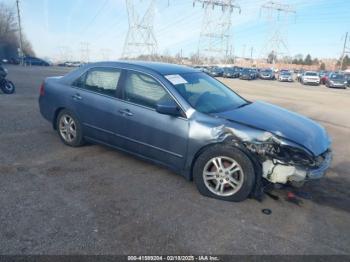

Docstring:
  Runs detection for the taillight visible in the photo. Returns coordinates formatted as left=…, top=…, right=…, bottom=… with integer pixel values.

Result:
left=39, top=82, right=45, bottom=96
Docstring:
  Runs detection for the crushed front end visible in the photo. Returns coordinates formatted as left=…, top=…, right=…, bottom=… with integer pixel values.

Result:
left=243, top=132, right=332, bottom=186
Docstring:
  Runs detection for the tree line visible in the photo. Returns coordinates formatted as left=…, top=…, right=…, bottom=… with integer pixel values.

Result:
left=0, top=3, right=35, bottom=60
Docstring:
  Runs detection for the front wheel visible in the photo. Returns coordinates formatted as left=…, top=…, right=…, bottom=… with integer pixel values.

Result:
left=193, top=145, right=255, bottom=202
left=1, top=80, right=15, bottom=94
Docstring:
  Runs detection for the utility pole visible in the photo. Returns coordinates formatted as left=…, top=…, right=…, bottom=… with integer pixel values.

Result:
left=100, top=48, right=111, bottom=61
left=250, top=46, right=254, bottom=61
left=340, top=32, right=349, bottom=70
left=80, top=42, right=90, bottom=63
left=194, top=0, right=241, bottom=64
left=16, top=0, right=24, bottom=65
left=242, top=44, right=246, bottom=58
left=260, top=1, right=296, bottom=66
left=122, top=0, right=157, bottom=59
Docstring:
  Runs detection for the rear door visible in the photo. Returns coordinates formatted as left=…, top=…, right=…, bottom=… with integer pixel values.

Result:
left=115, top=70, right=189, bottom=170
left=71, top=67, right=125, bottom=145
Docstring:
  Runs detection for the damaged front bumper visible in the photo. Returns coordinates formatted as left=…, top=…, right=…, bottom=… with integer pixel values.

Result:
left=262, top=150, right=332, bottom=185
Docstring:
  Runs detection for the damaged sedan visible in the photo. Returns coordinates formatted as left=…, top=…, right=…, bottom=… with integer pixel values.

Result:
left=39, top=61, right=332, bottom=202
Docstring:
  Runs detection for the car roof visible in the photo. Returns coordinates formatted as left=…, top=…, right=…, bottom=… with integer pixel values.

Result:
left=85, top=61, right=198, bottom=75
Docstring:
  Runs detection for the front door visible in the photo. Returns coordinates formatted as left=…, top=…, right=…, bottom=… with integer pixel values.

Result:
left=115, top=70, right=189, bottom=170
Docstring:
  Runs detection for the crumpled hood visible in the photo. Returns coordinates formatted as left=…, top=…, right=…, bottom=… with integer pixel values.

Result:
left=213, top=101, right=331, bottom=156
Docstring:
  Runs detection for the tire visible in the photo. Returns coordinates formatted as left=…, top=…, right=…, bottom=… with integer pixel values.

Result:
left=56, top=109, right=85, bottom=147
left=193, top=144, right=255, bottom=202
left=1, top=80, right=15, bottom=94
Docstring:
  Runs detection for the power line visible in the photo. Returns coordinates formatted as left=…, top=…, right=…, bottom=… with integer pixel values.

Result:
left=80, top=0, right=109, bottom=35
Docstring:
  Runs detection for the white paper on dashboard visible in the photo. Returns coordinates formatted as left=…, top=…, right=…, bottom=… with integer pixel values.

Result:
left=164, top=74, right=188, bottom=85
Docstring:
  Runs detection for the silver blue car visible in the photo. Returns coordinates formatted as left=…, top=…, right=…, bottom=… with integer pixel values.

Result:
left=39, top=61, right=332, bottom=202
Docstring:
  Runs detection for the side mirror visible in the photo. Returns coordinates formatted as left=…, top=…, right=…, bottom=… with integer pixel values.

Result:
left=156, top=99, right=181, bottom=117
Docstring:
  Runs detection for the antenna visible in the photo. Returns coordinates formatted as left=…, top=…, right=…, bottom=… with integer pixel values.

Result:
left=193, top=0, right=241, bottom=63
left=260, top=1, right=296, bottom=65
left=122, top=0, right=158, bottom=59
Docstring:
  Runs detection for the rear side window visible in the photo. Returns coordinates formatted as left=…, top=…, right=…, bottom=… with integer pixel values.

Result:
left=73, top=68, right=121, bottom=97
left=123, top=71, right=171, bottom=108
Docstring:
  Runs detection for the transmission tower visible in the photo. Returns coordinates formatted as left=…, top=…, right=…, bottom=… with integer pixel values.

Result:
left=193, top=0, right=241, bottom=62
left=122, top=0, right=157, bottom=59
left=260, top=1, right=296, bottom=64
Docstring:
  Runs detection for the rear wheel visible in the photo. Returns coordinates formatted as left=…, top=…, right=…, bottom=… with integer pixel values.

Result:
left=193, top=145, right=255, bottom=202
left=56, top=110, right=84, bottom=147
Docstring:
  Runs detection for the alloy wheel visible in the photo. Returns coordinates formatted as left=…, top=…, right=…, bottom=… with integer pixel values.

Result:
left=59, top=114, right=77, bottom=143
left=202, top=156, right=244, bottom=197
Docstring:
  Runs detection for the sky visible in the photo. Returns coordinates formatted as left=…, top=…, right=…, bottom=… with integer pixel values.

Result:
left=2, top=0, right=350, bottom=61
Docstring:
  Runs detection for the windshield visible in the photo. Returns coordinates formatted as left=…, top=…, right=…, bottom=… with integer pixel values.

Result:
left=305, top=72, right=318, bottom=76
left=171, top=72, right=247, bottom=114
left=261, top=70, right=272, bottom=73
left=242, top=68, right=252, bottom=73
left=330, top=74, right=345, bottom=80
left=281, top=72, right=291, bottom=76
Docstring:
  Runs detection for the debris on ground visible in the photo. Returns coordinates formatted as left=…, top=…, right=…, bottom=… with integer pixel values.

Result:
left=262, top=209, right=272, bottom=215
left=286, top=191, right=303, bottom=206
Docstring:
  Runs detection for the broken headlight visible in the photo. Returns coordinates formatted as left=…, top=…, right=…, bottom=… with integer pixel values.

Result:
left=245, top=132, right=315, bottom=167
left=276, top=145, right=315, bottom=167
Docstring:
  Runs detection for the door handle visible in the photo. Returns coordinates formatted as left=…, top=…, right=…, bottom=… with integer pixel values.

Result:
left=118, top=109, right=133, bottom=116
left=72, top=93, right=82, bottom=100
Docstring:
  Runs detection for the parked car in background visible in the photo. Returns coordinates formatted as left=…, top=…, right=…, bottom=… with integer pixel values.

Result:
left=325, top=73, right=347, bottom=89
left=24, top=57, right=50, bottom=66
left=240, top=68, right=256, bottom=80
left=251, top=68, right=259, bottom=79
left=320, top=71, right=330, bottom=85
left=58, top=61, right=83, bottom=67
left=279, top=69, right=289, bottom=74
left=301, top=71, right=320, bottom=85
left=278, top=71, right=293, bottom=82
left=38, top=61, right=332, bottom=202
left=208, top=67, right=224, bottom=77
left=223, top=67, right=240, bottom=78
left=259, top=69, right=275, bottom=80
left=202, top=66, right=211, bottom=74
